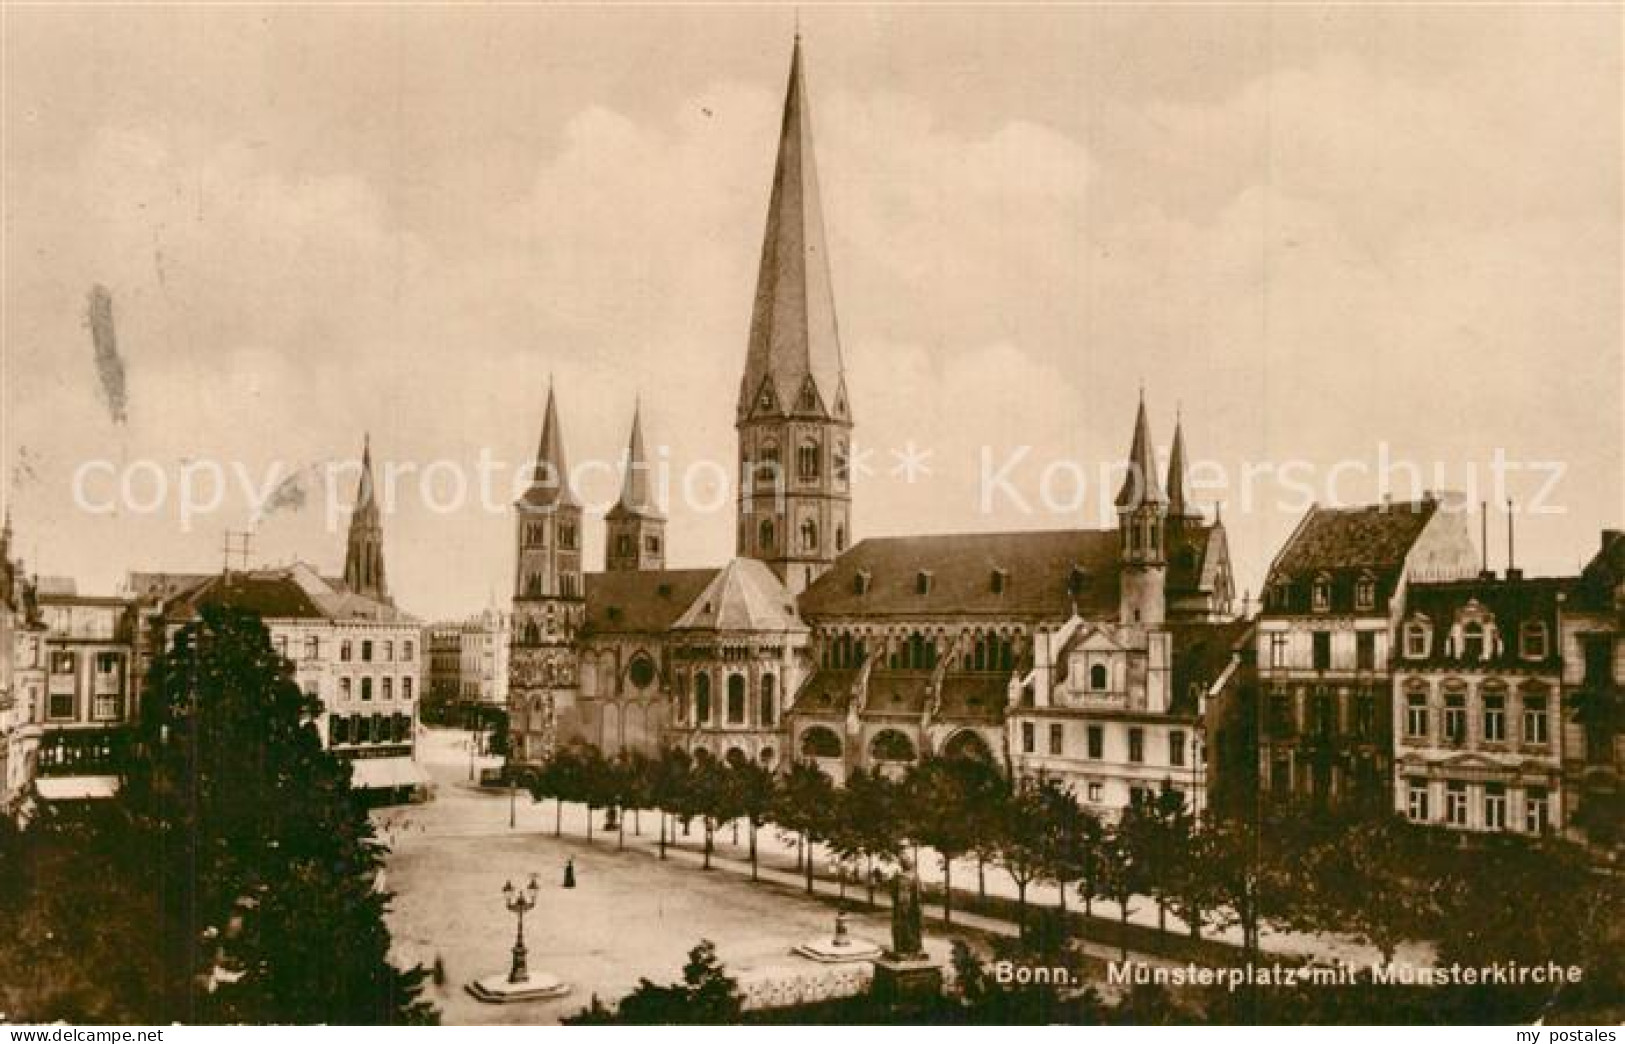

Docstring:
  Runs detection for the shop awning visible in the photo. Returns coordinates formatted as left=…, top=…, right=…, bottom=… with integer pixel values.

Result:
left=349, top=758, right=431, bottom=791
left=35, top=775, right=119, bottom=800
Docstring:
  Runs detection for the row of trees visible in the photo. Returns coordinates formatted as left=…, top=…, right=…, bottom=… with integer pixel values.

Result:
left=519, top=739, right=1624, bottom=1003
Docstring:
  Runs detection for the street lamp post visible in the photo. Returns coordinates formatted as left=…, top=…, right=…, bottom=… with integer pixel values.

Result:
left=501, top=875, right=540, bottom=984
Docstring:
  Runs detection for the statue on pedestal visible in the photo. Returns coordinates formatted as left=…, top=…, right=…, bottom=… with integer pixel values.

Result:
left=888, top=855, right=926, bottom=961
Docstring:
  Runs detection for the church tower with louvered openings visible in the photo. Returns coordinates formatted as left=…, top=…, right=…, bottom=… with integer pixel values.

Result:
left=508, top=383, right=585, bottom=765
left=736, top=36, right=853, bottom=596
left=343, top=434, right=390, bottom=604
left=1115, top=395, right=1168, bottom=626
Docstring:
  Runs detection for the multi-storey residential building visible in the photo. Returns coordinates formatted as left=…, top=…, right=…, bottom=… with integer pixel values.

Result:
left=1559, top=529, right=1624, bottom=855
left=33, top=585, right=139, bottom=800
left=425, top=623, right=463, bottom=722
left=1393, top=573, right=1569, bottom=834
left=160, top=563, right=427, bottom=798
left=1255, top=496, right=1478, bottom=809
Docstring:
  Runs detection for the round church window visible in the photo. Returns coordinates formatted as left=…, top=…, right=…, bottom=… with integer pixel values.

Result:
left=627, top=654, right=656, bottom=689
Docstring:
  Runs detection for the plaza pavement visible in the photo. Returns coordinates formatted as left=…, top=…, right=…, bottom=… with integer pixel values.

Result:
left=378, top=728, right=1429, bottom=1023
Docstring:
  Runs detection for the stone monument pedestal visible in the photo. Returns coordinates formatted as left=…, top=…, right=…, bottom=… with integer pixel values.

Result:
left=793, top=910, right=884, bottom=963
left=466, top=971, right=570, bottom=1004
left=871, top=956, right=943, bottom=1006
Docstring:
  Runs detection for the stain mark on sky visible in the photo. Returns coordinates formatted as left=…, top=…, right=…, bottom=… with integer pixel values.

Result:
left=254, top=466, right=311, bottom=524
left=86, top=284, right=128, bottom=424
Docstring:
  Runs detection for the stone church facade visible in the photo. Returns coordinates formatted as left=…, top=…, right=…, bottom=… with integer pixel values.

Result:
left=506, top=39, right=1243, bottom=814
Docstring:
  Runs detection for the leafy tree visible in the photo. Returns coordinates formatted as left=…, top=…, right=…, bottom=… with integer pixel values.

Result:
left=650, top=746, right=694, bottom=860
left=116, top=605, right=435, bottom=1023
left=774, top=760, right=836, bottom=893
left=723, top=752, right=776, bottom=881
left=565, top=939, right=742, bottom=1025
left=903, top=756, right=1000, bottom=925
left=1095, top=826, right=1145, bottom=959
left=685, top=751, right=738, bottom=870
left=833, top=767, right=905, bottom=906
left=993, top=776, right=1051, bottom=929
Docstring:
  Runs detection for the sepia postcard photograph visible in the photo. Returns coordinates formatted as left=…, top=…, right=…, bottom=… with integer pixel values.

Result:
left=0, top=1, right=1621, bottom=1033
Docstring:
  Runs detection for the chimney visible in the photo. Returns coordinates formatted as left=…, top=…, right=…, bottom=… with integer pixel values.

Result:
left=1506, top=499, right=1521, bottom=581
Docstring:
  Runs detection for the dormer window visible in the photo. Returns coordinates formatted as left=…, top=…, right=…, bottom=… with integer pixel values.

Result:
left=991, top=568, right=1009, bottom=594
left=1461, top=621, right=1487, bottom=662
left=916, top=571, right=934, bottom=596
left=1519, top=621, right=1549, bottom=660
left=1068, top=565, right=1087, bottom=598
left=1355, top=573, right=1376, bottom=611
left=853, top=569, right=872, bottom=595
left=1404, top=620, right=1430, bottom=659
left=1089, top=663, right=1109, bottom=691
left=1312, top=574, right=1332, bottom=612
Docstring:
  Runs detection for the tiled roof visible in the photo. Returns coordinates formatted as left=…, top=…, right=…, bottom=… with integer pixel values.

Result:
left=800, top=529, right=1122, bottom=620
left=791, top=667, right=858, bottom=715
left=1574, top=529, right=1625, bottom=611
left=1169, top=619, right=1253, bottom=715
left=673, top=558, right=806, bottom=633
left=583, top=568, right=718, bottom=636
left=1400, top=576, right=1571, bottom=669
left=1264, top=500, right=1441, bottom=614
left=937, top=674, right=1009, bottom=719
left=164, top=563, right=415, bottom=624
left=1167, top=522, right=1222, bottom=594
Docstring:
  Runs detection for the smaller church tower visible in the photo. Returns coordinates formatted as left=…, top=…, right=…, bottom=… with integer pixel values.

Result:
left=606, top=403, right=666, bottom=572
left=1115, top=396, right=1167, bottom=626
left=1166, top=413, right=1201, bottom=531
left=343, top=435, right=390, bottom=604
left=508, top=383, right=585, bottom=765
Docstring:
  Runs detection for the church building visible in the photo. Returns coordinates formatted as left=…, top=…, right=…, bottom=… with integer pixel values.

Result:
left=504, top=39, right=1241, bottom=814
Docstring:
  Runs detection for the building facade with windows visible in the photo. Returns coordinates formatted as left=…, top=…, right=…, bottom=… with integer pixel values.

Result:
left=33, top=588, right=140, bottom=801
left=1392, top=574, right=1568, bottom=834
left=1559, top=529, right=1624, bottom=855
left=1254, top=496, right=1479, bottom=809
left=160, top=563, right=428, bottom=797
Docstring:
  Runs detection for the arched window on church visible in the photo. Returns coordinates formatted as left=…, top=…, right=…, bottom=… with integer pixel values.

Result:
left=760, top=674, right=777, bottom=726
left=834, top=440, right=849, bottom=485
left=727, top=675, right=746, bottom=724
left=759, top=519, right=775, bottom=551
left=756, top=441, right=781, bottom=485
left=616, top=533, right=632, bottom=557
left=798, top=438, right=821, bottom=481
left=695, top=672, right=712, bottom=724
left=836, top=525, right=847, bottom=552
left=525, top=572, right=543, bottom=598
left=523, top=621, right=540, bottom=645
left=801, top=519, right=819, bottom=552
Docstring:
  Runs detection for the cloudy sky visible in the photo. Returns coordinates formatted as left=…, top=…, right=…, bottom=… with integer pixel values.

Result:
left=3, top=4, right=1620, bottom=619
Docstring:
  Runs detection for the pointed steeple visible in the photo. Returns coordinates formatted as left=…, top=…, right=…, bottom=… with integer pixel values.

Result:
left=1115, top=394, right=1167, bottom=509
left=737, top=36, right=846, bottom=423
left=1167, top=413, right=1197, bottom=520
left=608, top=400, right=663, bottom=521
left=521, top=382, right=580, bottom=510
left=343, top=434, right=389, bottom=603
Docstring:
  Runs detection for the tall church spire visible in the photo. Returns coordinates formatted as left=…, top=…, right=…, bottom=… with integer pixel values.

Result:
left=343, top=434, right=389, bottom=603
left=736, top=37, right=854, bottom=594
left=521, top=382, right=579, bottom=509
left=610, top=400, right=661, bottom=521
left=1115, top=393, right=1167, bottom=509
left=737, top=35, right=848, bottom=424
left=1167, top=413, right=1197, bottom=521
